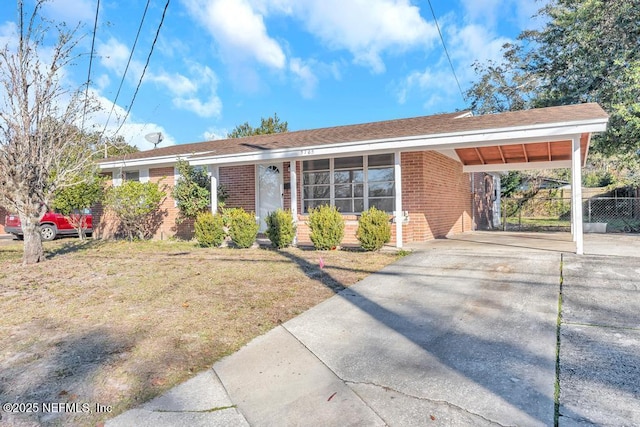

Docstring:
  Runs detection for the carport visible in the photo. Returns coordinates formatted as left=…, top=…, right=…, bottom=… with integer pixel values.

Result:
left=451, top=106, right=609, bottom=255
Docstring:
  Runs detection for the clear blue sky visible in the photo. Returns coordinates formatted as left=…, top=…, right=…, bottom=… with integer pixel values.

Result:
left=1, top=0, right=545, bottom=149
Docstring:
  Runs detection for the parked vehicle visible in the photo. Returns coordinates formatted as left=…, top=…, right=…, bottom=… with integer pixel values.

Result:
left=4, top=210, right=93, bottom=241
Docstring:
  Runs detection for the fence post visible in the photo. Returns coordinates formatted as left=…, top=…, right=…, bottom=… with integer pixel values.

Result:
left=588, top=199, right=592, bottom=223
left=518, top=205, right=522, bottom=230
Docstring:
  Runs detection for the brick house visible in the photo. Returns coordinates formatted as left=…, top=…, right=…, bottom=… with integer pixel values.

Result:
left=97, top=103, right=608, bottom=252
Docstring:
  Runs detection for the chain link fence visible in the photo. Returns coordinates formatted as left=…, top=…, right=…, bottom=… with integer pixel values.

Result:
left=498, top=197, right=640, bottom=233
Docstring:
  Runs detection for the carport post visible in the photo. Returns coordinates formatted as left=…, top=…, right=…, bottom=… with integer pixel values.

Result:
left=394, top=150, right=403, bottom=248
left=571, top=136, right=584, bottom=255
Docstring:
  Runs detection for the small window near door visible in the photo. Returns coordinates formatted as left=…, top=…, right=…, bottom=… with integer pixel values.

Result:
left=123, top=171, right=140, bottom=182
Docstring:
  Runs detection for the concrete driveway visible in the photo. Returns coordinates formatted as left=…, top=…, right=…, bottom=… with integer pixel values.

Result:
left=107, top=232, right=640, bottom=426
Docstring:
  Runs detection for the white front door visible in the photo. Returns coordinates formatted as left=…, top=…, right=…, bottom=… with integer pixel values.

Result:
left=257, top=163, right=283, bottom=232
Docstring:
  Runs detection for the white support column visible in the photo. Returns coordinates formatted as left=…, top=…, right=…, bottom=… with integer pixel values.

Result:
left=572, top=136, right=584, bottom=255
left=210, top=166, right=219, bottom=215
left=290, top=160, right=298, bottom=245
left=394, top=151, right=403, bottom=248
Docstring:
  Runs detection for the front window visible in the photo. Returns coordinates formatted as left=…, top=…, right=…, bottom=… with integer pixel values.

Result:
left=302, top=154, right=395, bottom=213
left=123, top=171, right=140, bottom=182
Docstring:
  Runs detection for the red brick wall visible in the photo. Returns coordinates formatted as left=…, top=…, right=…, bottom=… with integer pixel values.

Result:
left=220, top=165, right=256, bottom=213
left=401, top=151, right=472, bottom=242
left=97, top=152, right=475, bottom=245
left=295, top=151, right=473, bottom=246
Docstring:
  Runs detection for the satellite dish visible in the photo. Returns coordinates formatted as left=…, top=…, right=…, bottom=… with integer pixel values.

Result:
left=145, top=132, right=163, bottom=149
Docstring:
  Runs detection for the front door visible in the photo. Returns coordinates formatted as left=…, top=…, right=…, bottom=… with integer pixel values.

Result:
left=257, top=163, right=283, bottom=232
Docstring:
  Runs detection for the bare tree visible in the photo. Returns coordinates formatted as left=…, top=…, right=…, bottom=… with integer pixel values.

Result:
left=0, top=1, right=99, bottom=264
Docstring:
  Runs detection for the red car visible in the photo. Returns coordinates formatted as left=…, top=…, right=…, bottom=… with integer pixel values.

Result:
left=4, top=210, right=93, bottom=241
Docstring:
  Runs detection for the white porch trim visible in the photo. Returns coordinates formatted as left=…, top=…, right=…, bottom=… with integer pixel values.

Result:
left=394, top=151, right=403, bottom=248
left=210, top=166, right=219, bottom=215
left=463, top=160, right=572, bottom=173
left=290, top=160, right=298, bottom=245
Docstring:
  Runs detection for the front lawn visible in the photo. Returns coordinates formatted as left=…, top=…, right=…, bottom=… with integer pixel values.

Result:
left=0, top=239, right=401, bottom=426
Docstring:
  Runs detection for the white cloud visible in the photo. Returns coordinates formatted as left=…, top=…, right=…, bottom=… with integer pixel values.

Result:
left=270, top=0, right=439, bottom=73
left=289, top=58, right=319, bottom=99
left=98, top=37, right=222, bottom=118
left=97, top=37, right=133, bottom=77
left=92, top=93, right=177, bottom=150
left=395, top=67, right=456, bottom=107
left=183, top=0, right=438, bottom=77
left=94, top=74, right=111, bottom=92
left=148, top=71, right=198, bottom=97
left=42, top=0, right=96, bottom=24
left=394, top=16, right=513, bottom=110
left=0, top=21, right=17, bottom=49
left=460, top=0, right=546, bottom=31
left=167, top=63, right=222, bottom=118
left=183, top=0, right=286, bottom=69
left=449, top=24, right=511, bottom=71
left=203, top=127, right=229, bottom=141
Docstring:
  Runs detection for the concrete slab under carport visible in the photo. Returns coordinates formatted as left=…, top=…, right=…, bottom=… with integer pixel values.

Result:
left=434, top=230, right=640, bottom=258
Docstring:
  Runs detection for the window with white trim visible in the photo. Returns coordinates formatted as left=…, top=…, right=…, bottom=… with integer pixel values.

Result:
left=302, top=154, right=395, bottom=213
left=123, top=171, right=140, bottom=182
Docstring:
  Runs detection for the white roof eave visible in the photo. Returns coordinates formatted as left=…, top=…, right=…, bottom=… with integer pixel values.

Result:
left=100, top=117, right=608, bottom=170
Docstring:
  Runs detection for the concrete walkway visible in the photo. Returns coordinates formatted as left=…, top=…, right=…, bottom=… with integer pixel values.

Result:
left=106, top=232, right=640, bottom=426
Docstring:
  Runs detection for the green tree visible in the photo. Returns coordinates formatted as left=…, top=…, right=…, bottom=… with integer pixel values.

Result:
left=0, top=1, right=100, bottom=264
left=467, top=0, right=640, bottom=156
left=52, top=175, right=104, bottom=240
left=466, top=44, right=539, bottom=115
left=172, top=159, right=228, bottom=221
left=227, top=113, right=288, bottom=138
left=500, top=171, right=524, bottom=198
left=105, top=181, right=166, bottom=240
left=172, top=159, right=211, bottom=222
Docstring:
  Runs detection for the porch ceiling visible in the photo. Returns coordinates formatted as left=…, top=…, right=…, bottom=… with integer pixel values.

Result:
left=455, top=133, right=589, bottom=169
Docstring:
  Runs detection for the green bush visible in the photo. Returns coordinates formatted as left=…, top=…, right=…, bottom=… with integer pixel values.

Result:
left=265, top=209, right=296, bottom=249
left=356, top=206, right=391, bottom=251
left=194, top=212, right=225, bottom=247
left=308, top=205, right=344, bottom=250
left=225, top=208, right=259, bottom=248
left=104, top=180, right=166, bottom=240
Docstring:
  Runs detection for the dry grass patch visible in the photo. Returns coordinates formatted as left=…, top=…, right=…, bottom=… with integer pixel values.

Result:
left=0, top=239, right=402, bottom=426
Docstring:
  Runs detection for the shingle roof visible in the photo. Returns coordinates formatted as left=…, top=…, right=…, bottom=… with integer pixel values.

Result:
left=100, top=103, right=608, bottom=163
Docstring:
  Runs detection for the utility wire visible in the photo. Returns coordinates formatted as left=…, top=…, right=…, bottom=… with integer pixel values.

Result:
left=82, top=0, right=100, bottom=129
left=113, top=0, right=171, bottom=137
left=426, top=0, right=466, bottom=103
left=102, top=0, right=151, bottom=135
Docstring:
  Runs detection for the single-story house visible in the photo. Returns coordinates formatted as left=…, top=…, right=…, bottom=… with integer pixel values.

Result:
left=97, top=103, right=609, bottom=254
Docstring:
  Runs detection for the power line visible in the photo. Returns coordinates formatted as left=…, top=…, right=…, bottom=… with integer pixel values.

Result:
left=82, top=0, right=100, bottom=129
left=102, top=0, right=151, bottom=134
left=113, top=0, right=171, bottom=137
left=426, top=0, right=466, bottom=103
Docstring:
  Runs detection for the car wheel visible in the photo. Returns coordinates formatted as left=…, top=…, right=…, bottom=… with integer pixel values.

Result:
left=40, top=225, right=57, bottom=241
left=15, top=234, right=24, bottom=241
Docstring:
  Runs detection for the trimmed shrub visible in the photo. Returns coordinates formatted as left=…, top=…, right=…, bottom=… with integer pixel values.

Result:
left=356, top=206, right=391, bottom=251
left=225, top=208, right=259, bottom=248
left=194, top=212, right=225, bottom=247
left=265, top=209, right=296, bottom=249
left=308, top=205, right=344, bottom=250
